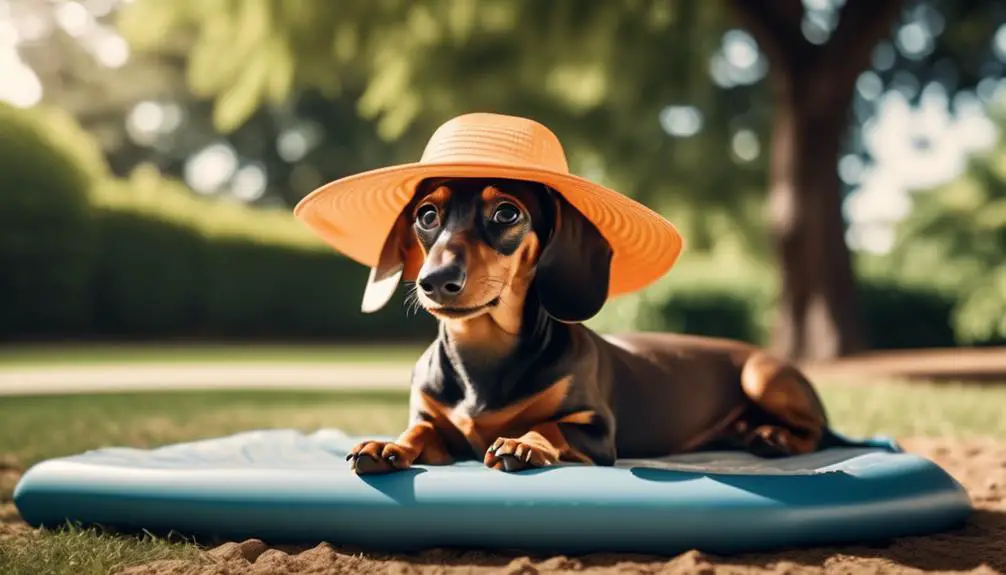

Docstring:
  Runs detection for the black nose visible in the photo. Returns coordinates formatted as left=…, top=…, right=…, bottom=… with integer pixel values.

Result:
left=417, top=264, right=467, bottom=303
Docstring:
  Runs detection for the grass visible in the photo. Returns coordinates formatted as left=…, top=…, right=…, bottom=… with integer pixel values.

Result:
left=0, top=389, right=409, bottom=575
left=1, top=380, right=1005, bottom=574
left=0, top=527, right=204, bottom=575
left=817, top=378, right=1006, bottom=439
left=0, top=389, right=409, bottom=469
left=0, top=343, right=425, bottom=368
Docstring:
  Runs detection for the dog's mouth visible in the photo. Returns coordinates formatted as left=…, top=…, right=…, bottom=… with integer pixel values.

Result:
left=424, top=297, right=501, bottom=319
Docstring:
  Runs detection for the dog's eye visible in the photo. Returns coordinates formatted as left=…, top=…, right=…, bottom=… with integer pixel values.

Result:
left=491, top=203, right=521, bottom=225
left=416, top=205, right=440, bottom=230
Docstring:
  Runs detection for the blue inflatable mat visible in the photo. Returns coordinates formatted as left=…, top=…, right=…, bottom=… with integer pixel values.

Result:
left=14, top=429, right=971, bottom=555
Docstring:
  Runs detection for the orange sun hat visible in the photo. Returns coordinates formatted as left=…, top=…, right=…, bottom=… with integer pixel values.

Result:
left=293, top=112, right=684, bottom=298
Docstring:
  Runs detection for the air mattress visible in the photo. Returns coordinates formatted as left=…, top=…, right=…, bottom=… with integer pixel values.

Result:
left=13, top=429, right=972, bottom=555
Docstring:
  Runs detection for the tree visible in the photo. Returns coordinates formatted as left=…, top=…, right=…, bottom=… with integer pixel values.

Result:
left=112, top=0, right=1004, bottom=359
left=115, top=1, right=771, bottom=222
left=725, top=0, right=904, bottom=360
left=8, top=0, right=401, bottom=208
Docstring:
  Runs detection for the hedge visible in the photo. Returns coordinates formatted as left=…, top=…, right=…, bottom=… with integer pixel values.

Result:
left=588, top=252, right=967, bottom=350
left=0, top=105, right=436, bottom=342
left=0, top=104, right=102, bottom=336
left=88, top=206, right=437, bottom=340
left=0, top=103, right=987, bottom=348
left=83, top=170, right=438, bottom=342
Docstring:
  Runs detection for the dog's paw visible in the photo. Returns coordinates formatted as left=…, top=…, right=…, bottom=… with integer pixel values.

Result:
left=744, top=425, right=813, bottom=457
left=346, top=440, right=413, bottom=474
left=484, top=437, right=557, bottom=472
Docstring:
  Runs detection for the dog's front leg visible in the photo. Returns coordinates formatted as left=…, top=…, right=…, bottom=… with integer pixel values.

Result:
left=484, top=411, right=614, bottom=472
left=348, top=420, right=453, bottom=475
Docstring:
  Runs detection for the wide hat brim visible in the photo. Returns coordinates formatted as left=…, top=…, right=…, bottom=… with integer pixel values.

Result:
left=293, top=161, right=684, bottom=298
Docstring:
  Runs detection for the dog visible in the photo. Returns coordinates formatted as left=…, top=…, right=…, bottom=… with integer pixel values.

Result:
left=345, top=177, right=837, bottom=474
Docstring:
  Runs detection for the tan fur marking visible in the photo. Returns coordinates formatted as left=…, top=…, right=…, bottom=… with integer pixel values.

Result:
left=444, top=223, right=540, bottom=351
left=490, top=230, right=539, bottom=335
left=347, top=419, right=456, bottom=473
left=418, top=376, right=573, bottom=454
left=483, top=422, right=592, bottom=470
left=411, top=186, right=451, bottom=262
left=741, top=352, right=826, bottom=453
left=442, top=235, right=521, bottom=353
left=419, top=185, right=451, bottom=212
left=480, top=185, right=501, bottom=202
left=524, top=422, right=594, bottom=464
left=480, top=186, right=525, bottom=207
left=394, top=421, right=453, bottom=465
left=554, top=410, right=597, bottom=425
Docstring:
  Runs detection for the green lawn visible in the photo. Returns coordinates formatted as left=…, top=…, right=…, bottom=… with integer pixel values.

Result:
left=0, top=343, right=425, bottom=368
left=1, top=380, right=1005, bottom=574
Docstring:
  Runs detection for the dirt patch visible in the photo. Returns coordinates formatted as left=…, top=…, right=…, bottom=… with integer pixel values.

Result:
left=0, top=454, right=23, bottom=502
left=106, top=438, right=1006, bottom=574
left=1, top=455, right=24, bottom=530
left=802, top=347, right=1006, bottom=383
left=1, top=457, right=30, bottom=542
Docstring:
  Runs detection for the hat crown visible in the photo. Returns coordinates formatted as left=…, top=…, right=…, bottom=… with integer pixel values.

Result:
left=420, top=113, right=570, bottom=174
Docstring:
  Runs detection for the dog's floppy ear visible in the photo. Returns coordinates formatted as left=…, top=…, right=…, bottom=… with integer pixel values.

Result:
left=534, top=190, right=613, bottom=323
left=361, top=213, right=411, bottom=313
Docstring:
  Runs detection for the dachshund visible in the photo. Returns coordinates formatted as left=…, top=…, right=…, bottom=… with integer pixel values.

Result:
left=347, top=177, right=839, bottom=474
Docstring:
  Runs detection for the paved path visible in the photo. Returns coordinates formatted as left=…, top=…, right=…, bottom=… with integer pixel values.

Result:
left=802, top=347, right=1006, bottom=382
left=1, top=347, right=1004, bottom=396
left=0, top=363, right=411, bottom=396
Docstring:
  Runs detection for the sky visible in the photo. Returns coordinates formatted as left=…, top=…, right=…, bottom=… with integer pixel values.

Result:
left=1, top=0, right=1004, bottom=255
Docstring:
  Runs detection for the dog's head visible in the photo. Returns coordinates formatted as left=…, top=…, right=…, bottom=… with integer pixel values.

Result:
left=364, top=177, right=613, bottom=328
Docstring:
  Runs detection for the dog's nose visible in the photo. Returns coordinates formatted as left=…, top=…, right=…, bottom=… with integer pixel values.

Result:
left=417, top=264, right=467, bottom=303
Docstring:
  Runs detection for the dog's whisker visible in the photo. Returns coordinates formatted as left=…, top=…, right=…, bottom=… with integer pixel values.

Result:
left=401, top=282, right=425, bottom=317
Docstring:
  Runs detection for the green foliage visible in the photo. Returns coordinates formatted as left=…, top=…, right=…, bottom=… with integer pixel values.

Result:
left=85, top=168, right=437, bottom=340
left=856, top=278, right=958, bottom=349
left=116, top=0, right=769, bottom=225
left=0, top=104, right=106, bottom=337
left=590, top=247, right=961, bottom=350
left=589, top=247, right=775, bottom=340
left=89, top=206, right=205, bottom=334
left=0, top=105, right=435, bottom=341
left=884, top=99, right=1006, bottom=345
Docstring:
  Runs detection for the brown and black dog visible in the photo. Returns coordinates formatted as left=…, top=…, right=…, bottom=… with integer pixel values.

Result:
left=347, top=177, right=842, bottom=474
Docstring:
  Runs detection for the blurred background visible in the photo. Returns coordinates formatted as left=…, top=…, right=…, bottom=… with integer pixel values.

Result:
left=1, top=0, right=1005, bottom=365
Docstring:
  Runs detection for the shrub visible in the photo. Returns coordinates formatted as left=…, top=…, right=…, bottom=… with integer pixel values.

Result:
left=0, top=104, right=106, bottom=338
left=0, top=100, right=436, bottom=342
left=856, top=279, right=958, bottom=350
left=657, top=289, right=766, bottom=343
left=590, top=248, right=966, bottom=351
left=588, top=249, right=776, bottom=344
left=200, top=238, right=436, bottom=341
left=89, top=207, right=206, bottom=335
left=88, top=167, right=437, bottom=341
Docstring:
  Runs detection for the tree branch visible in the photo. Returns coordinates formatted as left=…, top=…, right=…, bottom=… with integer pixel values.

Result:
left=726, top=0, right=813, bottom=78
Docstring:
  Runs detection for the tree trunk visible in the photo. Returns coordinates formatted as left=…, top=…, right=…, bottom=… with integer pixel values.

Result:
left=767, top=81, right=863, bottom=360
left=726, top=0, right=902, bottom=360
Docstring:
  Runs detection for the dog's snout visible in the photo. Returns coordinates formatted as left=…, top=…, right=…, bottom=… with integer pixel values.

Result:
left=418, top=264, right=467, bottom=303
